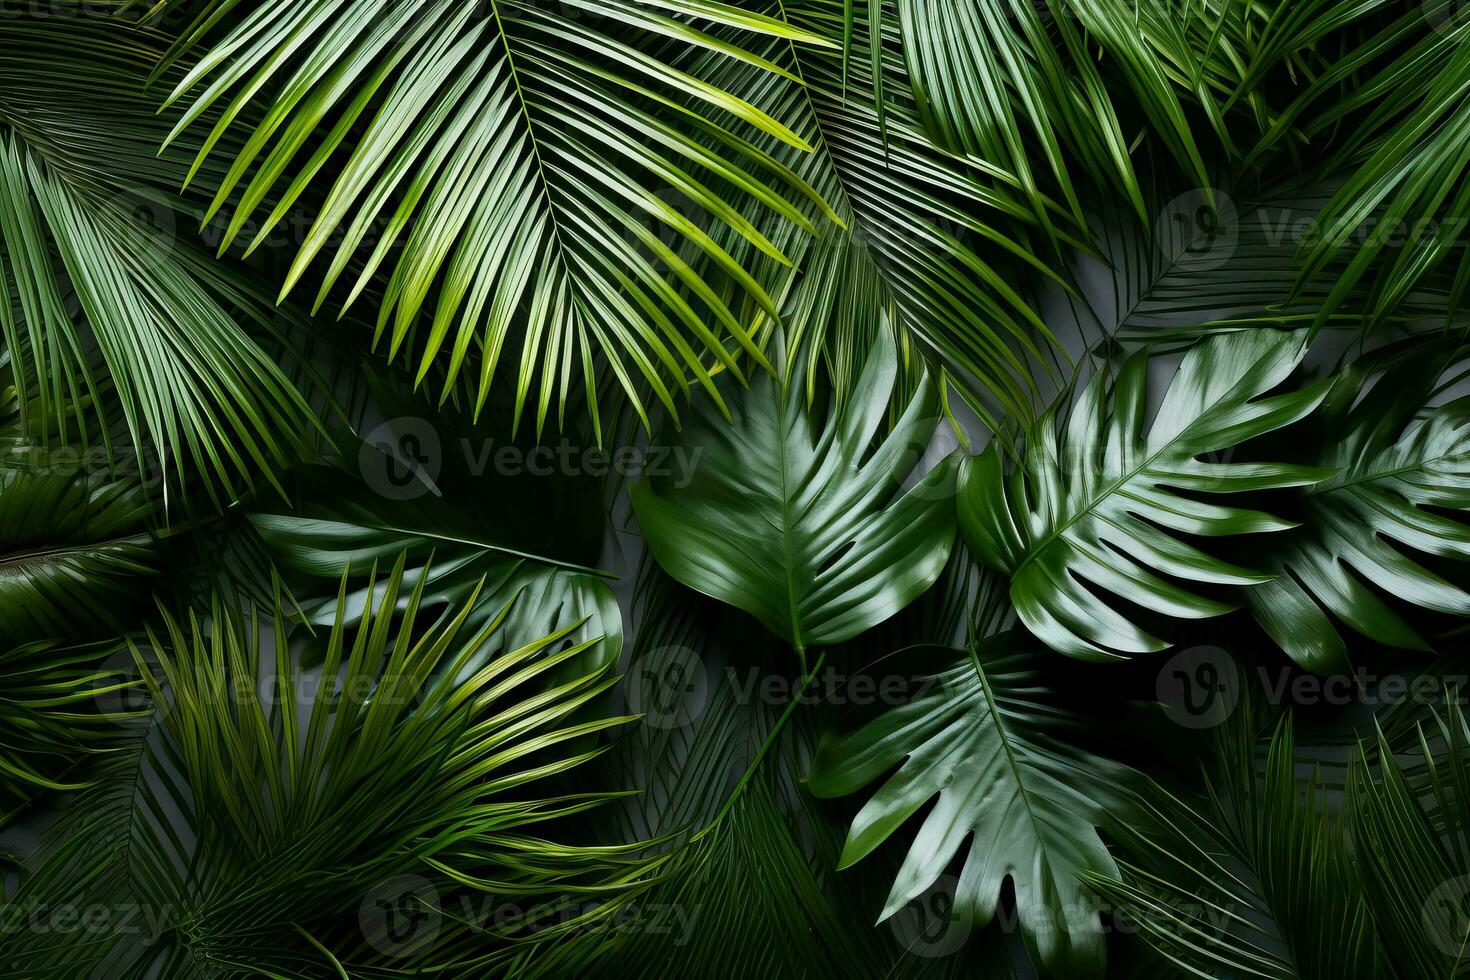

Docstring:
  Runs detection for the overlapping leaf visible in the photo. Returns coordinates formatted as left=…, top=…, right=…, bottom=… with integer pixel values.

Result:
left=0, top=463, right=157, bottom=648
left=252, top=508, right=623, bottom=675
left=809, top=634, right=1133, bottom=979
left=153, top=0, right=842, bottom=433
left=958, top=329, right=1332, bottom=660
left=631, top=324, right=955, bottom=652
left=1245, top=343, right=1470, bottom=672
left=1084, top=719, right=1379, bottom=979
left=4, top=559, right=637, bottom=976
left=0, top=638, right=145, bottom=811
left=0, top=17, right=317, bottom=504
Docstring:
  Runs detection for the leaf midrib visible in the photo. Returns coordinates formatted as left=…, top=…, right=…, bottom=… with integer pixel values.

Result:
left=1308, top=444, right=1469, bottom=497
left=1010, top=362, right=1264, bottom=580
left=775, top=376, right=806, bottom=653
left=967, top=644, right=1050, bottom=870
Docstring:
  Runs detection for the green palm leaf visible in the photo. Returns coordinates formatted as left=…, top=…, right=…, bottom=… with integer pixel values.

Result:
left=958, top=329, right=1332, bottom=660
left=0, top=638, right=146, bottom=813
left=782, top=0, right=1073, bottom=422
left=1082, top=717, right=1379, bottom=980
left=809, top=632, right=1138, bottom=980
left=0, top=16, right=318, bottom=504
left=1350, top=699, right=1470, bottom=979
left=153, top=0, right=840, bottom=434
left=0, top=463, right=158, bottom=647
left=1249, top=2, right=1470, bottom=331
left=896, top=0, right=1221, bottom=233
left=251, top=508, right=623, bottom=676
left=630, top=322, right=955, bottom=655
left=7, top=556, right=638, bottom=977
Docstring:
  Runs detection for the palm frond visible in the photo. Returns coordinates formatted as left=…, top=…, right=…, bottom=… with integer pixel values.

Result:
left=1083, top=716, right=1380, bottom=980
left=0, top=14, right=319, bottom=505
left=5, top=556, right=638, bottom=977
left=0, top=462, right=159, bottom=648
left=150, top=0, right=843, bottom=436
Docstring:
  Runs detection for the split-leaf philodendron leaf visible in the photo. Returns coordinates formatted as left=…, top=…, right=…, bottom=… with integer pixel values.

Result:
left=1246, top=343, right=1470, bottom=673
left=958, top=329, right=1334, bottom=661
left=631, top=325, right=956, bottom=652
left=809, top=634, right=1134, bottom=979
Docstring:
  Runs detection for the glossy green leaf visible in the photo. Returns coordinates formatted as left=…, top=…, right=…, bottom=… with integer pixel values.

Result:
left=1246, top=345, right=1470, bottom=671
left=0, top=464, right=157, bottom=648
left=809, top=634, right=1132, bottom=980
left=959, top=329, right=1333, bottom=660
left=631, top=323, right=956, bottom=651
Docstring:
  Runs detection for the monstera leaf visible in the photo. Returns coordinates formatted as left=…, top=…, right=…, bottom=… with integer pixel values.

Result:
left=958, top=329, right=1333, bottom=660
left=808, top=633, right=1133, bottom=979
left=1246, top=343, right=1470, bottom=672
left=630, top=325, right=956, bottom=653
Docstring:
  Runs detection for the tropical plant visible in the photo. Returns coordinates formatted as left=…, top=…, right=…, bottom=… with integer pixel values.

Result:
left=7, top=1, right=1470, bottom=978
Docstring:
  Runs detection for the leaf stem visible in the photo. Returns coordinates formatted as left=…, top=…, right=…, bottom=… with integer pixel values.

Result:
left=698, top=647, right=825, bottom=836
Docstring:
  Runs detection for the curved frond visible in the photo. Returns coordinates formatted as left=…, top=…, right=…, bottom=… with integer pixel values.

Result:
left=0, top=16, right=318, bottom=505
left=6, top=557, right=637, bottom=977
left=0, top=463, right=158, bottom=648
left=154, top=0, right=841, bottom=434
